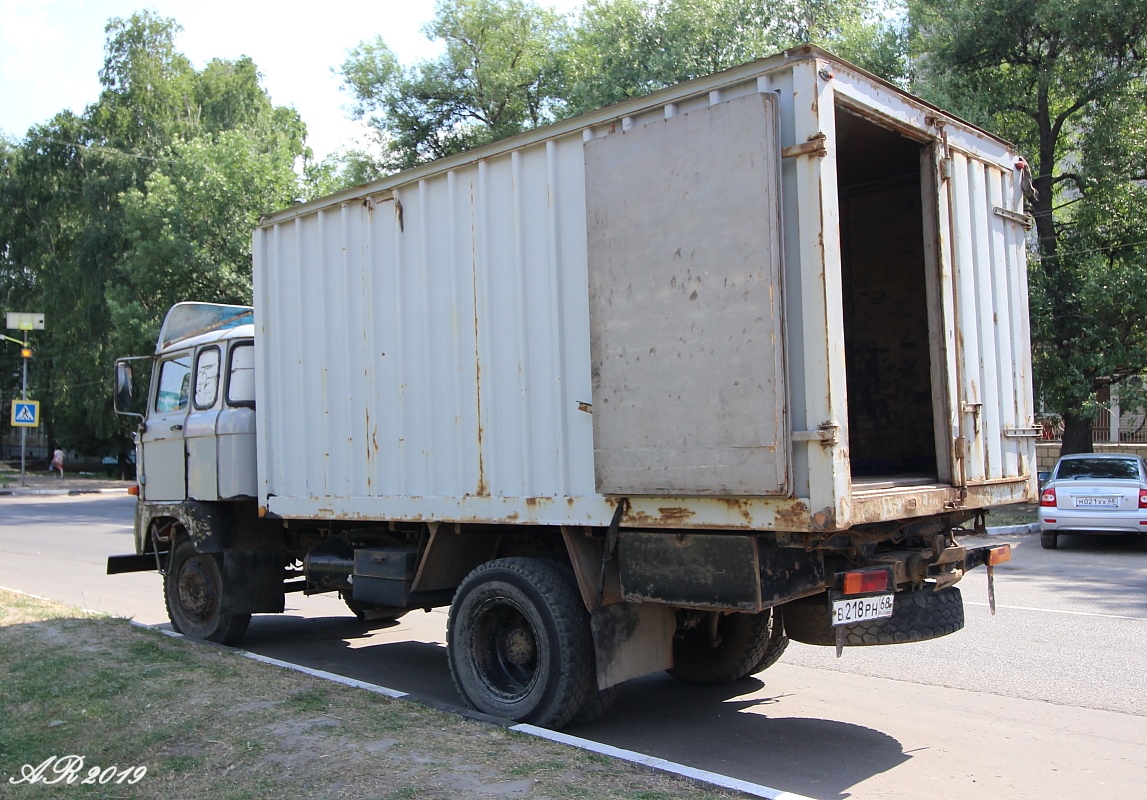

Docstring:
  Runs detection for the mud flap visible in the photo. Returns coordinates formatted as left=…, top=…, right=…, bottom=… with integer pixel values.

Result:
left=220, top=550, right=285, bottom=614
left=590, top=602, right=675, bottom=689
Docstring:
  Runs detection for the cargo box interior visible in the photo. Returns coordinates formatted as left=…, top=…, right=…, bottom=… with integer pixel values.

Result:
left=835, top=105, right=941, bottom=484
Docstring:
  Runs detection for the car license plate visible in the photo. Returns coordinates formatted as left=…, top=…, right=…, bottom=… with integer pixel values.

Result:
left=1074, top=496, right=1119, bottom=508
left=832, top=594, right=894, bottom=626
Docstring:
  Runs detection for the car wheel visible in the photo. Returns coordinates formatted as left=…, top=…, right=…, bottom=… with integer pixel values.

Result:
left=1040, top=531, right=1058, bottom=549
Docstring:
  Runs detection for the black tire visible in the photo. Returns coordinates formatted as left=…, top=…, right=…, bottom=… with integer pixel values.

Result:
left=447, top=558, right=595, bottom=728
left=569, top=683, right=624, bottom=726
left=747, top=609, right=790, bottom=674
left=343, top=596, right=408, bottom=624
left=1041, top=531, right=1059, bottom=549
left=668, top=608, right=788, bottom=686
left=783, top=587, right=964, bottom=647
left=164, top=538, right=251, bottom=645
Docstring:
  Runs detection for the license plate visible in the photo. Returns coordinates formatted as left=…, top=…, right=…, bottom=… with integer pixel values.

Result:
left=1075, top=496, right=1119, bottom=508
left=832, top=594, right=895, bottom=626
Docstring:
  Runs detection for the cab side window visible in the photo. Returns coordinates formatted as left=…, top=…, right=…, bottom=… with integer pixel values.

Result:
left=193, top=347, right=221, bottom=409
left=227, top=342, right=255, bottom=406
left=155, top=355, right=192, bottom=413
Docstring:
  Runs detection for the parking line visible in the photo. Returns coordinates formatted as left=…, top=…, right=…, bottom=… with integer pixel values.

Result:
left=965, top=601, right=1145, bottom=622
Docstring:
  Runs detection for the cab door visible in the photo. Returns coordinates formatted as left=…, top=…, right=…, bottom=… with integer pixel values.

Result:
left=185, top=346, right=222, bottom=500
left=139, top=350, right=192, bottom=500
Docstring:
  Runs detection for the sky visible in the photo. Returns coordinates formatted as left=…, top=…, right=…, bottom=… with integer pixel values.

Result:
left=0, top=0, right=583, bottom=161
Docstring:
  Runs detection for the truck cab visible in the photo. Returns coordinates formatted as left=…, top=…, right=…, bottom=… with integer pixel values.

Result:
left=117, top=303, right=257, bottom=504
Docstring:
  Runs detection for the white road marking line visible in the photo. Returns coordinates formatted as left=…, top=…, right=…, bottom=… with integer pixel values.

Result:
left=965, top=601, right=1145, bottom=622
left=512, top=723, right=819, bottom=800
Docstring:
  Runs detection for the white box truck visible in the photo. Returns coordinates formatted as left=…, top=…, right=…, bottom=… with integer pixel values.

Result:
left=110, top=47, right=1030, bottom=728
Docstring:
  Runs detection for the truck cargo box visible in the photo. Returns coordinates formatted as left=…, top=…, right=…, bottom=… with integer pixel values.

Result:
left=252, top=46, right=1037, bottom=532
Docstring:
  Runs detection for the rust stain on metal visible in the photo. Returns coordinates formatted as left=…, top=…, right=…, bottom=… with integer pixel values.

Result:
left=394, top=198, right=404, bottom=232
left=627, top=506, right=696, bottom=526
left=716, top=498, right=755, bottom=526
left=774, top=500, right=811, bottom=528
left=810, top=506, right=837, bottom=531
left=471, top=198, right=488, bottom=497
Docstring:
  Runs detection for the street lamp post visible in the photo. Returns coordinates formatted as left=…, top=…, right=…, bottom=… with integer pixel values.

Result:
left=5, top=312, right=45, bottom=487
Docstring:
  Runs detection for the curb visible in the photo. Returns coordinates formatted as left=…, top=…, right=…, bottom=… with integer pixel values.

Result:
left=984, top=523, right=1040, bottom=536
left=0, top=487, right=131, bottom=497
left=134, top=621, right=813, bottom=800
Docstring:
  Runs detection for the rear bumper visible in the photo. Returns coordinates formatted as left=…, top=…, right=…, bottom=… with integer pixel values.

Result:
left=1039, top=509, right=1147, bottom=534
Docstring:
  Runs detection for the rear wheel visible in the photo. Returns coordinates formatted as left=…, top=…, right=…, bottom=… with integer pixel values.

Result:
left=783, top=587, right=964, bottom=647
left=668, top=608, right=788, bottom=686
left=1040, top=531, right=1059, bottom=549
left=164, top=538, right=251, bottom=645
left=447, top=558, right=595, bottom=728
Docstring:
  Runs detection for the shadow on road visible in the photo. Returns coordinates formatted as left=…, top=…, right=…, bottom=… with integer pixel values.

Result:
left=198, top=611, right=908, bottom=800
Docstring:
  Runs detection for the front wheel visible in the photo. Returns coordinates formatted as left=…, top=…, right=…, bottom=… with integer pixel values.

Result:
left=164, top=538, right=251, bottom=645
left=447, top=558, right=595, bottom=728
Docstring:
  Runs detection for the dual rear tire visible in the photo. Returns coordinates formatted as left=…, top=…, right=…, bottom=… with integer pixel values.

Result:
left=447, top=558, right=600, bottom=729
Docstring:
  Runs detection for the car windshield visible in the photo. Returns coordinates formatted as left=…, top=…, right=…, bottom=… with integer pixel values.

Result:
left=1055, top=458, right=1141, bottom=480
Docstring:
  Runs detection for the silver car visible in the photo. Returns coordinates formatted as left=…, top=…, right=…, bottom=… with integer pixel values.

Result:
left=1038, top=453, right=1147, bottom=549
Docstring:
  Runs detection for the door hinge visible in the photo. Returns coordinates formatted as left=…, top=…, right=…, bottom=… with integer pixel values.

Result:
left=791, top=421, right=839, bottom=446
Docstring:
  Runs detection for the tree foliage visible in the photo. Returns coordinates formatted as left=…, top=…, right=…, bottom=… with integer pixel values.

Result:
left=908, top=0, right=1147, bottom=452
left=340, top=0, right=569, bottom=170
left=0, top=11, right=305, bottom=456
left=562, top=0, right=894, bottom=113
left=337, top=0, right=896, bottom=171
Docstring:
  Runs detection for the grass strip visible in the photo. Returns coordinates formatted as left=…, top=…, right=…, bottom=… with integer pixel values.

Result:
left=0, top=589, right=744, bottom=799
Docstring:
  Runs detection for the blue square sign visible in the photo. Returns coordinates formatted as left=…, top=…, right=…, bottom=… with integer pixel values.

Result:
left=11, top=400, right=39, bottom=427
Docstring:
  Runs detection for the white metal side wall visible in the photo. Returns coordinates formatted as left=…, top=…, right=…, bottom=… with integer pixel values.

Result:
left=253, top=134, right=597, bottom=510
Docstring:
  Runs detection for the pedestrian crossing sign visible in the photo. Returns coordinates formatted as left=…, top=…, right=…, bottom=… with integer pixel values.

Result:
left=10, top=400, right=39, bottom=427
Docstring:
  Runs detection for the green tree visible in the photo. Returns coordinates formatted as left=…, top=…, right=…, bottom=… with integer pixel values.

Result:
left=0, top=11, right=305, bottom=457
left=341, top=0, right=569, bottom=169
left=562, top=0, right=897, bottom=114
left=908, top=0, right=1147, bottom=453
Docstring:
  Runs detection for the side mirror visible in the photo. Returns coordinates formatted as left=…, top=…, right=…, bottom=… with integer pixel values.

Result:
left=114, top=361, right=136, bottom=414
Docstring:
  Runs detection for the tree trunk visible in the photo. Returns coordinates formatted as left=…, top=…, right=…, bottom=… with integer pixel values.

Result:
left=1060, top=411, right=1094, bottom=455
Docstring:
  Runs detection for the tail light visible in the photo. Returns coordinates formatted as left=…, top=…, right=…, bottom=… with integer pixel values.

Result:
left=1139, top=489, right=1147, bottom=509
left=1040, top=487, right=1056, bottom=507
left=842, top=568, right=890, bottom=595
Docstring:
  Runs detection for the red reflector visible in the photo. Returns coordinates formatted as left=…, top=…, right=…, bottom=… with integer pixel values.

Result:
left=127, top=485, right=140, bottom=496
left=1040, top=487, right=1056, bottom=507
left=843, top=569, right=889, bottom=595
left=1045, top=518, right=1056, bottom=523
left=986, top=545, right=1011, bottom=565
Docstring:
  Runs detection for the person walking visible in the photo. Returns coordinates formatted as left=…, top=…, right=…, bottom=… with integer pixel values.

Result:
left=49, top=446, right=65, bottom=478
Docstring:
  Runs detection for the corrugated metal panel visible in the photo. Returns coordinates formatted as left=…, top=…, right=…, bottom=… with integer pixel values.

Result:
left=947, top=150, right=1035, bottom=484
left=254, top=129, right=598, bottom=506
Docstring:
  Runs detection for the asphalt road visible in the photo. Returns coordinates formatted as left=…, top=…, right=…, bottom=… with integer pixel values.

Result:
left=2, top=493, right=1145, bottom=799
